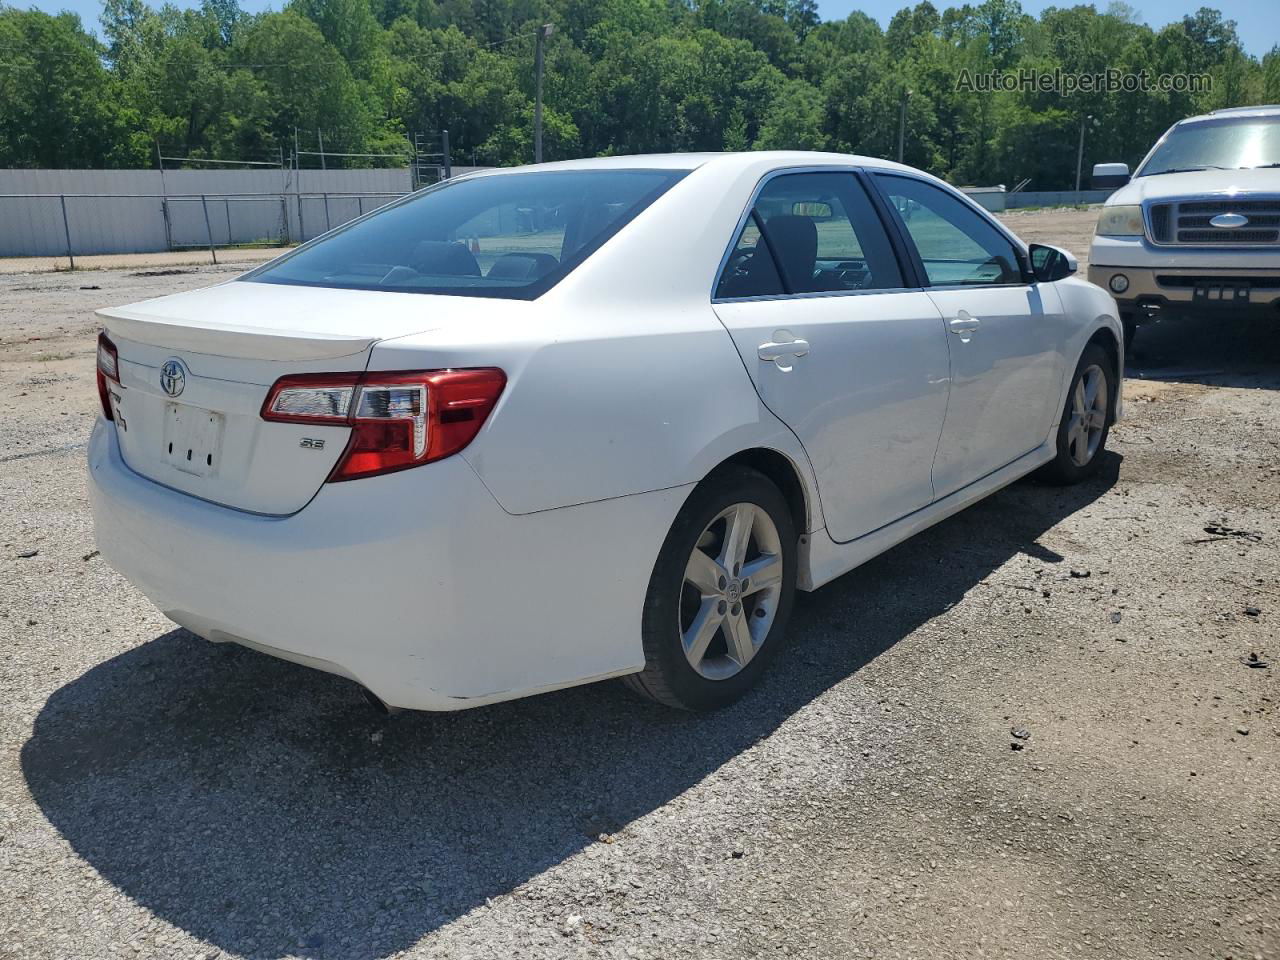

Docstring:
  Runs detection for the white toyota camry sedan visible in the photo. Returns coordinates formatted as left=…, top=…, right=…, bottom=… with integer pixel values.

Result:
left=89, top=152, right=1122, bottom=712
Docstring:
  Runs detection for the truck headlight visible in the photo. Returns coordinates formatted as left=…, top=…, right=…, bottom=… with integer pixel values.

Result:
left=1095, top=205, right=1145, bottom=237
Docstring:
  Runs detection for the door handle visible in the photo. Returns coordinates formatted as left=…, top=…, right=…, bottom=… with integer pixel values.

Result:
left=948, top=311, right=980, bottom=340
left=758, top=332, right=810, bottom=369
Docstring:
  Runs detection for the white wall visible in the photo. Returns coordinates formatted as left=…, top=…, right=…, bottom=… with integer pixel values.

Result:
left=1005, top=189, right=1114, bottom=208
left=0, top=167, right=415, bottom=257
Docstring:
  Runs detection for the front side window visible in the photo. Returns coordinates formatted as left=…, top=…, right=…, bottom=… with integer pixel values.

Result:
left=716, top=171, right=904, bottom=299
left=875, top=174, right=1024, bottom=287
left=245, top=169, right=685, bottom=299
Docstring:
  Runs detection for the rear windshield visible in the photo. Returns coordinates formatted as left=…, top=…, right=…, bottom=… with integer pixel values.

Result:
left=243, top=169, right=685, bottom=299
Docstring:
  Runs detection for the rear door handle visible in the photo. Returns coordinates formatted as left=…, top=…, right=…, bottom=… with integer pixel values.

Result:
left=758, top=332, right=810, bottom=369
left=948, top=310, right=980, bottom=340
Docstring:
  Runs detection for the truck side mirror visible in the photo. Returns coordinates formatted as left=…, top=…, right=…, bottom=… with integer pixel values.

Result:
left=1092, top=162, right=1130, bottom=189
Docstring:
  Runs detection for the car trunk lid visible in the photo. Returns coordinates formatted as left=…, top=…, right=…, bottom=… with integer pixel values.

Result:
left=97, top=280, right=444, bottom=515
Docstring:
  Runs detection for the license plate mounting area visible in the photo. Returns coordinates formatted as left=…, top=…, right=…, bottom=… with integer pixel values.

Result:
left=1193, top=281, right=1250, bottom=306
left=163, top=402, right=224, bottom=477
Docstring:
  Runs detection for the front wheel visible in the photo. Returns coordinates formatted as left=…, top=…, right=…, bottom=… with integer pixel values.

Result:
left=1036, top=342, right=1114, bottom=484
left=623, top=466, right=798, bottom=711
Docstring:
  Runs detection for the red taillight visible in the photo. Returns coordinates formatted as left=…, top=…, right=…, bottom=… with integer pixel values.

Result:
left=96, top=332, right=119, bottom=421
left=261, top=368, right=506, bottom=481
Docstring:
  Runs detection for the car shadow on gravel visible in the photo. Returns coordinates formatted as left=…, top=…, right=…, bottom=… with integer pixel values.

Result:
left=22, top=454, right=1119, bottom=960
left=1127, top=314, right=1280, bottom=389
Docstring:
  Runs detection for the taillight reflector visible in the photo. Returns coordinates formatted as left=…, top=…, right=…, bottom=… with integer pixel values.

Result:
left=96, top=332, right=119, bottom=421
left=261, top=368, right=506, bottom=481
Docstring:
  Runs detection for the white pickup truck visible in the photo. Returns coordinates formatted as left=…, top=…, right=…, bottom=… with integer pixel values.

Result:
left=1088, top=104, right=1280, bottom=349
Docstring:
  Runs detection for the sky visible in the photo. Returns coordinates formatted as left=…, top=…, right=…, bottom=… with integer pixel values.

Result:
left=14, top=0, right=1277, bottom=59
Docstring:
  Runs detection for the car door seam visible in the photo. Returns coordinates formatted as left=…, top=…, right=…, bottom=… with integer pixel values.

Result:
left=705, top=305, right=828, bottom=535
left=923, top=293, right=954, bottom=505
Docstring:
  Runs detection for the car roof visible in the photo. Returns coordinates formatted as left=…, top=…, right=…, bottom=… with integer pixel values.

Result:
left=474, top=151, right=916, bottom=176
left=1179, top=104, right=1280, bottom=125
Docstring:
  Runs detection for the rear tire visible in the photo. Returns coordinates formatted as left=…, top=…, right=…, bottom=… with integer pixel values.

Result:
left=1036, top=342, right=1115, bottom=485
left=623, top=466, right=797, bottom=711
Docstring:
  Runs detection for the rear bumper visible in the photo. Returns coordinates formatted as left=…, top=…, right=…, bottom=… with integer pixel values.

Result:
left=1087, top=264, right=1280, bottom=321
left=88, top=419, right=689, bottom=710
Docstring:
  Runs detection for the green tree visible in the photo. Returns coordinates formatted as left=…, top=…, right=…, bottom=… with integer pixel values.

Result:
left=1263, top=46, right=1280, bottom=103
left=289, top=0, right=385, bottom=68
left=234, top=11, right=395, bottom=159
left=754, top=77, right=826, bottom=149
left=0, top=9, right=133, bottom=166
left=0, top=0, right=1268, bottom=185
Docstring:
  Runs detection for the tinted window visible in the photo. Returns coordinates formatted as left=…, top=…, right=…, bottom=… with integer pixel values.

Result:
left=716, top=214, right=786, bottom=298
left=716, top=172, right=903, bottom=299
left=875, top=175, right=1023, bottom=286
left=246, top=169, right=685, bottom=299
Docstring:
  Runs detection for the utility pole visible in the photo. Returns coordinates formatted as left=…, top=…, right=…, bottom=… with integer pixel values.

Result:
left=1075, top=114, right=1093, bottom=192
left=317, top=128, right=326, bottom=170
left=441, top=128, right=452, bottom=180
left=534, top=23, right=554, bottom=163
left=897, top=88, right=910, bottom=164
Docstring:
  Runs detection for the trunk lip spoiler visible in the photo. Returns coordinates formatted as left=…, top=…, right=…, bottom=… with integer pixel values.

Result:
left=94, top=306, right=389, bottom=362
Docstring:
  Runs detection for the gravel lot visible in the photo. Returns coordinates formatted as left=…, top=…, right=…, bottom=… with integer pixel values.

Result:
left=2, top=208, right=1279, bottom=960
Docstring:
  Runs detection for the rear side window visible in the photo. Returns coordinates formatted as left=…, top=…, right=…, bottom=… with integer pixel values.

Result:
left=245, top=169, right=686, bottom=300
left=874, top=174, right=1024, bottom=286
left=716, top=214, right=786, bottom=298
left=716, top=171, right=903, bottom=299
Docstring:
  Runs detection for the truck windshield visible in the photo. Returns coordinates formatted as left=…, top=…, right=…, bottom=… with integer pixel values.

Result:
left=244, top=168, right=686, bottom=299
left=1138, top=117, right=1280, bottom=176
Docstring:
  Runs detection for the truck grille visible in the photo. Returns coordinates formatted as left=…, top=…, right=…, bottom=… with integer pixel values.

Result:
left=1148, top=198, right=1280, bottom=245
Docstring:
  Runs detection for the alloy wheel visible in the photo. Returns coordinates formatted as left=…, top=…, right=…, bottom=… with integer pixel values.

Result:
left=679, top=502, right=784, bottom=681
left=1067, top=363, right=1108, bottom=467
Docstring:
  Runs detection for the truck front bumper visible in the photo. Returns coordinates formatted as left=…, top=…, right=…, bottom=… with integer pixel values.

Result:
left=1087, top=228, right=1280, bottom=324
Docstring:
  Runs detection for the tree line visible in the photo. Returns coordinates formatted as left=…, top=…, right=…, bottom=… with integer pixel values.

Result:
left=1, top=0, right=1277, bottom=189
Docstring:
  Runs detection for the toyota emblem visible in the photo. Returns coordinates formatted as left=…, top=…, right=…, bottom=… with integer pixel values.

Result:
left=160, top=359, right=187, bottom=398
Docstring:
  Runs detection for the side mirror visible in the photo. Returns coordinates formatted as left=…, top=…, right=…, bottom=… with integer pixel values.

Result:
left=1029, top=243, right=1077, bottom=283
left=1091, top=162, right=1130, bottom=189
